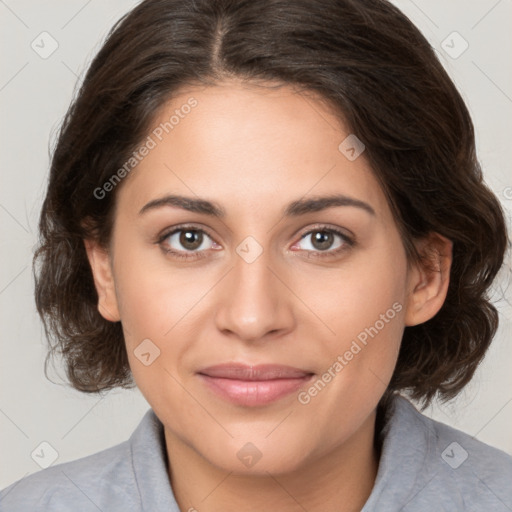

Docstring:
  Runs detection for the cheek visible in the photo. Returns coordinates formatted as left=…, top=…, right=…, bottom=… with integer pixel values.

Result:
left=111, top=241, right=219, bottom=394
left=111, top=236, right=203, bottom=342
left=304, top=240, right=407, bottom=346
left=289, top=249, right=407, bottom=460
left=112, top=246, right=204, bottom=411
left=309, top=236, right=407, bottom=389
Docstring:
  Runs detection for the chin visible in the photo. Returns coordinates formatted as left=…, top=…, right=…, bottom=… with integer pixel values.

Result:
left=202, top=439, right=308, bottom=477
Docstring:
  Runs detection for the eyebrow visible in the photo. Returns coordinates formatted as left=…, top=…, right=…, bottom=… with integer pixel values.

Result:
left=138, top=193, right=376, bottom=217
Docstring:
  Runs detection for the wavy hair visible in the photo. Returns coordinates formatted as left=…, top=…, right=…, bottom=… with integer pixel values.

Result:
left=34, top=0, right=509, bottom=410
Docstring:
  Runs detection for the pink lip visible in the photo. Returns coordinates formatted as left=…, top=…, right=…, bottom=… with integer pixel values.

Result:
left=197, top=363, right=314, bottom=407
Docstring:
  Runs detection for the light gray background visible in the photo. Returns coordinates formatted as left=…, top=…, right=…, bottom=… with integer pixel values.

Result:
left=0, top=0, right=511, bottom=489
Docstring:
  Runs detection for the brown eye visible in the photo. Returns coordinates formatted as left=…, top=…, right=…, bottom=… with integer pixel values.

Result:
left=309, top=231, right=336, bottom=251
left=177, top=229, right=204, bottom=251
left=157, top=225, right=221, bottom=261
left=293, top=226, right=355, bottom=259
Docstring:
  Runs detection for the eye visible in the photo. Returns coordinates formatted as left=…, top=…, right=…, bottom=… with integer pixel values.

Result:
left=156, top=224, right=355, bottom=261
left=157, top=225, right=219, bottom=261
left=292, top=226, right=355, bottom=258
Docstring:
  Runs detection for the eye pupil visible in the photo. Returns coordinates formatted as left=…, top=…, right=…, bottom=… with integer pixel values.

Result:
left=180, top=230, right=202, bottom=250
left=312, top=231, right=334, bottom=250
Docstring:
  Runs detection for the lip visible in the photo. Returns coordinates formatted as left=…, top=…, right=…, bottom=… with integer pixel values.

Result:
left=197, top=363, right=314, bottom=407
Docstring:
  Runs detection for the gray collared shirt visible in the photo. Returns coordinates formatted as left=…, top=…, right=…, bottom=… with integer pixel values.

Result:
left=1, top=395, right=511, bottom=511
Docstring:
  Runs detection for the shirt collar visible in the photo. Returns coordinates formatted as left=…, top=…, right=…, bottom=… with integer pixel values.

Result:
left=129, top=408, right=181, bottom=511
left=129, top=394, right=433, bottom=511
left=361, top=394, right=437, bottom=510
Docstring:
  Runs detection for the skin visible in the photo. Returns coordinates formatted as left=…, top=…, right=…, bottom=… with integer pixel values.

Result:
left=85, top=79, right=452, bottom=512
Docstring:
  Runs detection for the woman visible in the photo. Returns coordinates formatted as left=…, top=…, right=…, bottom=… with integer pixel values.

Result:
left=1, top=0, right=511, bottom=510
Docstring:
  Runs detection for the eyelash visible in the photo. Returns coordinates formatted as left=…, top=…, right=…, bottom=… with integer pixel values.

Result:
left=156, top=224, right=355, bottom=261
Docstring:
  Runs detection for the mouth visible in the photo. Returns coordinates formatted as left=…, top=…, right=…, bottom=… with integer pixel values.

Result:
left=197, top=363, right=315, bottom=407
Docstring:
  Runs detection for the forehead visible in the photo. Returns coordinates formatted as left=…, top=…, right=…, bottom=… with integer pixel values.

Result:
left=115, top=80, right=390, bottom=222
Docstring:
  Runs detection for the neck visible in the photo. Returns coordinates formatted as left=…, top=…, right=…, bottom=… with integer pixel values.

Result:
left=164, top=408, right=380, bottom=512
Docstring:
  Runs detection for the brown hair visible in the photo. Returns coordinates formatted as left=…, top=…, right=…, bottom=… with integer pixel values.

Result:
left=34, top=0, right=509, bottom=410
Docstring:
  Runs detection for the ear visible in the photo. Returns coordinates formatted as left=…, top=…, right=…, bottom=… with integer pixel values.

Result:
left=404, top=232, right=453, bottom=327
left=83, top=238, right=121, bottom=322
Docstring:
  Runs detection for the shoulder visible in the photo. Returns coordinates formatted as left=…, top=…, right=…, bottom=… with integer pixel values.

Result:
left=1, top=407, right=187, bottom=511
left=0, top=410, right=164, bottom=512
left=0, top=438, right=139, bottom=512
left=380, top=395, right=512, bottom=511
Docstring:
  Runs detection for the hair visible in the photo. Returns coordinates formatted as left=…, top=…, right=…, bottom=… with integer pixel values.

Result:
left=34, top=0, right=509, bottom=412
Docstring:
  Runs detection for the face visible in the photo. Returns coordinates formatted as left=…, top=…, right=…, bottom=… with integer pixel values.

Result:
left=86, top=79, right=450, bottom=476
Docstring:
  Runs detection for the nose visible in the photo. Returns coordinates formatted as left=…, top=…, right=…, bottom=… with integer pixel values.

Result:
left=214, top=248, right=296, bottom=343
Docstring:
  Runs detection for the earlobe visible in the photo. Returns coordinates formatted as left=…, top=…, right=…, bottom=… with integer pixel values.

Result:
left=83, top=238, right=121, bottom=322
left=404, top=233, right=453, bottom=327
